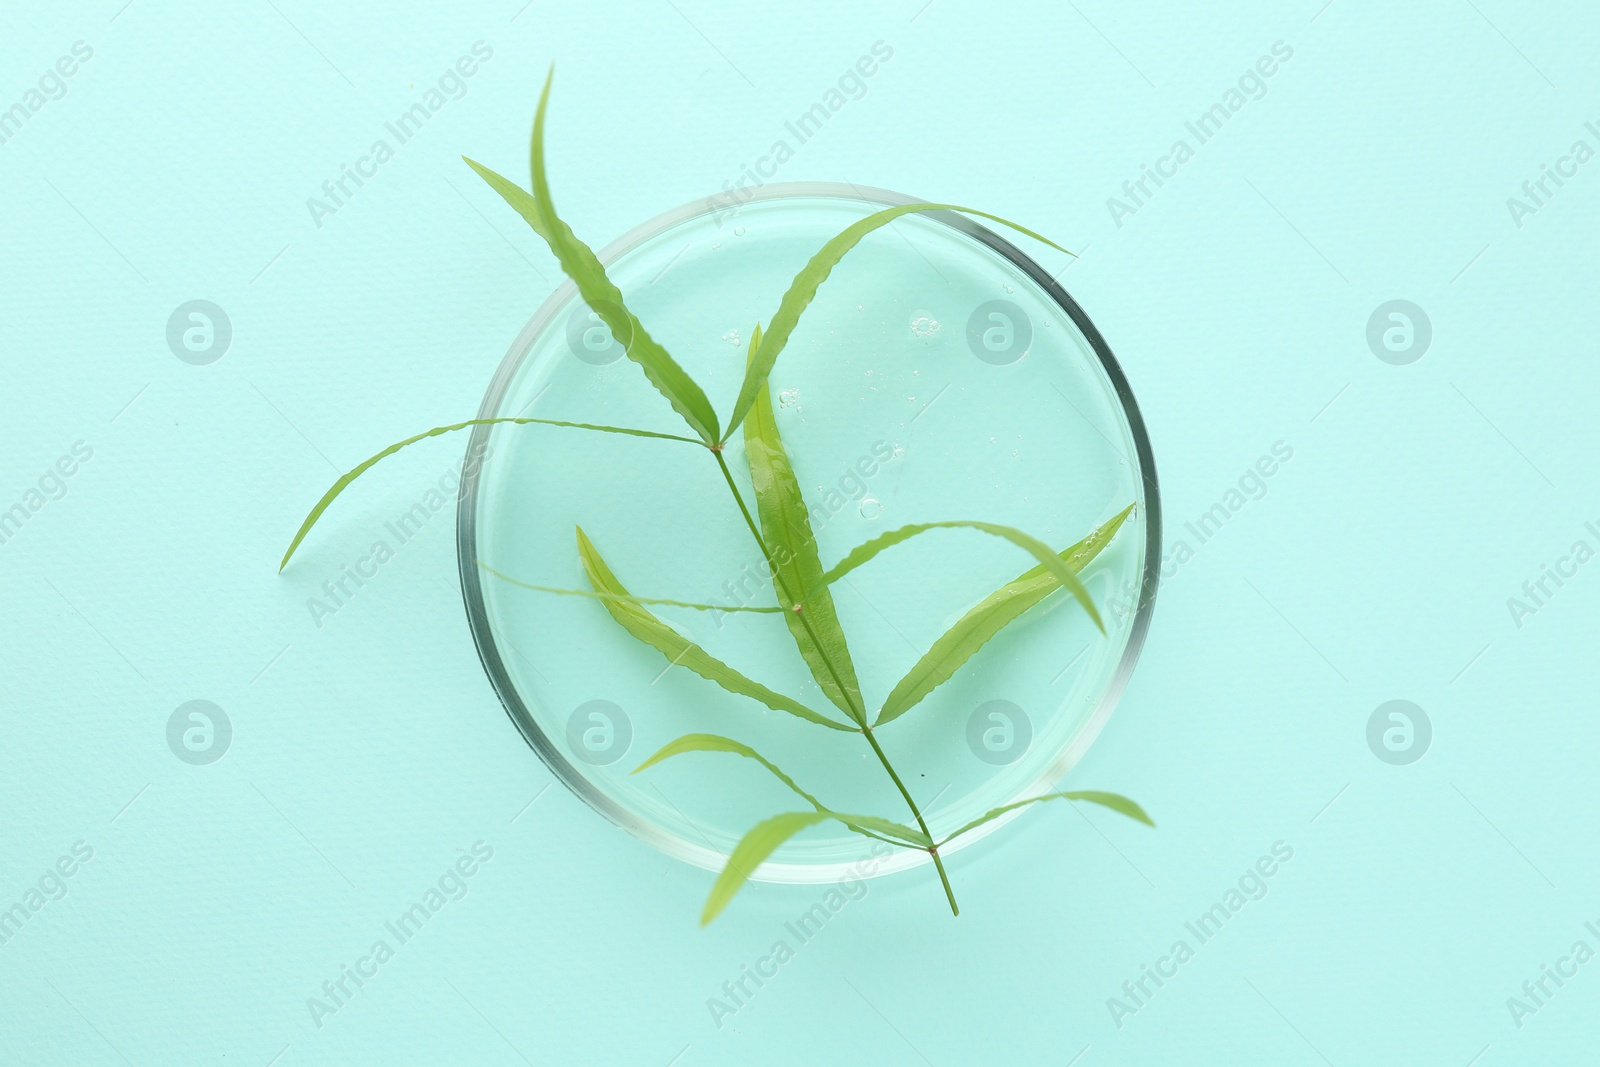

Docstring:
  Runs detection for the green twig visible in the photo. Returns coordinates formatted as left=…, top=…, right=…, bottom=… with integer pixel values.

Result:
left=711, top=450, right=958, bottom=915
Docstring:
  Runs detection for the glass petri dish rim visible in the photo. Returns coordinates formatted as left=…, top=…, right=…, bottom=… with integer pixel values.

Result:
left=455, top=181, right=1162, bottom=884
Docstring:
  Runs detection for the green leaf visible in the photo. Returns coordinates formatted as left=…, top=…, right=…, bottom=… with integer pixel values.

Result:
left=813, top=520, right=1105, bottom=633
left=743, top=380, right=865, bottom=725
left=479, top=562, right=782, bottom=614
left=820, top=811, right=932, bottom=849
left=460, top=70, right=720, bottom=444
left=938, top=789, right=1153, bottom=847
left=876, top=504, right=1134, bottom=726
left=634, top=733, right=822, bottom=803
left=575, top=527, right=855, bottom=732
left=746, top=321, right=763, bottom=365
left=279, top=416, right=699, bottom=571
left=724, top=200, right=1072, bottom=440
left=701, top=805, right=933, bottom=924
left=702, top=811, right=828, bottom=925
left=633, top=732, right=930, bottom=848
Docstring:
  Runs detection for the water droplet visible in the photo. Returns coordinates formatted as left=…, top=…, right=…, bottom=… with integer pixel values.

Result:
left=722, top=329, right=742, bottom=347
left=859, top=496, right=883, bottom=520
left=988, top=436, right=997, bottom=444
left=891, top=444, right=905, bottom=458
left=734, top=226, right=746, bottom=236
left=1003, top=283, right=1014, bottom=294
left=779, top=388, right=800, bottom=407
left=909, top=314, right=942, bottom=342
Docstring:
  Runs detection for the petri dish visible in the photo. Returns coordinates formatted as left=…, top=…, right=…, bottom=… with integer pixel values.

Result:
left=457, top=183, right=1160, bottom=883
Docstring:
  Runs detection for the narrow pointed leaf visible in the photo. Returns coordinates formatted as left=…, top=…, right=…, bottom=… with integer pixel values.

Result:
left=461, top=72, right=719, bottom=443
left=702, top=812, right=828, bottom=925
left=464, top=154, right=718, bottom=443
left=280, top=416, right=699, bottom=571
left=746, top=321, right=763, bottom=367
left=938, top=789, right=1153, bottom=847
left=743, top=382, right=865, bottom=724
left=697, top=806, right=928, bottom=921
left=634, top=733, right=822, bottom=803
left=576, top=527, right=855, bottom=732
left=633, top=733, right=930, bottom=848
left=876, top=504, right=1134, bottom=726
left=812, top=519, right=1105, bottom=633
left=724, top=201, right=1072, bottom=439
left=479, top=562, right=782, bottom=614
left=831, top=812, right=932, bottom=849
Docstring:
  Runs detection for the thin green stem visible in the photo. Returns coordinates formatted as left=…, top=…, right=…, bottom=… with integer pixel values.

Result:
left=711, top=449, right=959, bottom=916
left=479, top=561, right=783, bottom=613
left=862, top=724, right=958, bottom=915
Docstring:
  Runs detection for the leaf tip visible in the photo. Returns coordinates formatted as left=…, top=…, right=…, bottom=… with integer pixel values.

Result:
left=537, top=64, right=555, bottom=111
left=698, top=888, right=729, bottom=926
left=1108, top=795, right=1155, bottom=827
left=628, top=746, right=666, bottom=776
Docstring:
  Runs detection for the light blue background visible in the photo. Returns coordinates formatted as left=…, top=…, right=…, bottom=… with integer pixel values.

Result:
left=2, top=1, right=1595, bottom=1064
